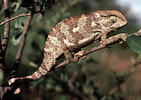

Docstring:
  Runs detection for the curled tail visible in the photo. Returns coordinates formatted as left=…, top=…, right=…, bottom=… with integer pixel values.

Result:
left=8, top=57, right=56, bottom=86
left=9, top=31, right=64, bottom=86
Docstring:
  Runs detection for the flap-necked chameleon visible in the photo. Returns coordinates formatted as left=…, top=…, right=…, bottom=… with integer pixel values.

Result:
left=9, top=10, right=127, bottom=85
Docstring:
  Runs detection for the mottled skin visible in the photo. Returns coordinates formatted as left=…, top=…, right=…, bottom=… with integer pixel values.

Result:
left=9, top=10, right=127, bottom=85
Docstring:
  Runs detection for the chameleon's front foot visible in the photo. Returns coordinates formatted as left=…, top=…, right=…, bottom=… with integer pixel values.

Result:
left=73, top=51, right=86, bottom=63
left=101, top=33, right=128, bottom=45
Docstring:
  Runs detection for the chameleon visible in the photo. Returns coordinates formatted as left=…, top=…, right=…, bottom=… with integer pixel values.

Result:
left=9, top=10, right=127, bottom=85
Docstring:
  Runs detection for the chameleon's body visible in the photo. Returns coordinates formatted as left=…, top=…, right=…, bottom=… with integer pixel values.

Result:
left=9, top=10, right=127, bottom=85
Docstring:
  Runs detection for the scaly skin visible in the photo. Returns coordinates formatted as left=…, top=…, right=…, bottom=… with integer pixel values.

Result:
left=9, top=10, right=127, bottom=85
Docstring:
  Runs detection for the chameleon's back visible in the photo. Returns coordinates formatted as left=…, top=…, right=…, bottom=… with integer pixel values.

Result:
left=48, top=12, right=102, bottom=51
left=9, top=10, right=127, bottom=85
left=9, top=12, right=103, bottom=85
left=9, top=13, right=96, bottom=85
left=29, top=12, right=101, bottom=80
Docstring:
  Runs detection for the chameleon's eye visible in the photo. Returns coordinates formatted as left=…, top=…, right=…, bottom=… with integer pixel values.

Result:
left=110, top=16, right=117, bottom=23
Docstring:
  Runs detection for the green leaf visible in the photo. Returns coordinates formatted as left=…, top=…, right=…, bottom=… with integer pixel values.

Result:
left=126, top=35, right=141, bottom=54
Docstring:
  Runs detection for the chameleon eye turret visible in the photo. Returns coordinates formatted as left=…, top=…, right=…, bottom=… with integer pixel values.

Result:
left=110, top=16, right=117, bottom=23
left=91, top=10, right=127, bottom=30
left=108, top=10, right=127, bottom=29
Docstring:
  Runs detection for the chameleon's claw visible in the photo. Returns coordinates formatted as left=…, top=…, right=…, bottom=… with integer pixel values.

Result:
left=72, top=57, right=79, bottom=63
left=100, top=40, right=107, bottom=45
left=119, top=40, right=123, bottom=44
left=81, top=55, right=86, bottom=59
left=14, top=88, right=21, bottom=94
left=100, top=41, right=107, bottom=45
left=73, top=51, right=86, bottom=62
left=75, top=51, right=84, bottom=57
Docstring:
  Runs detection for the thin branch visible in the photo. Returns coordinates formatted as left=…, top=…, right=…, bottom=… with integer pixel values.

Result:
left=0, top=0, right=58, bottom=99
left=1, top=0, right=10, bottom=55
left=52, top=29, right=141, bottom=71
left=0, top=0, right=59, bottom=26
left=52, top=44, right=106, bottom=71
left=68, top=72, right=89, bottom=100
left=0, top=0, right=10, bottom=86
left=101, top=88, right=117, bottom=100
left=10, top=0, right=59, bottom=79
left=10, top=15, right=33, bottom=78
left=5, top=29, right=141, bottom=99
left=0, top=13, right=30, bottom=26
left=68, top=81, right=89, bottom=100
left=0, top=0, right=10, bottom=99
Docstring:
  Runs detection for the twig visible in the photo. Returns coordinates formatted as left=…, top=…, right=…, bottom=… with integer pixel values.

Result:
left=9, top=0, right=59, bottom=80
left=0, top=0, right=58, bottom=99
left=131, top=29, right=141, bottom=36
left=0, top=0, right=10, bottom=99
left=0, top=0, right=10, bottom=86
left=0, top=0, right=59, bottom=26
left=100, top=58, right=139, bottom=100
left=52, top=44, right=106, bottom=71
left=0, top=13, right=30, bottom=26
left=52, top=29, right=141, bottom=71
left=10, top=15, right=33, bottom=78
left=1, top=0, right=10, bottom=55
left=101, top=88, right=117, bottom=100
left=68, top=72, right=89, bottom=100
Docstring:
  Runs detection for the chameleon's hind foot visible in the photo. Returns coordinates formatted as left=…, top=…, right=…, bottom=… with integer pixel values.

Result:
left=73, top=51, right=86, bottom=62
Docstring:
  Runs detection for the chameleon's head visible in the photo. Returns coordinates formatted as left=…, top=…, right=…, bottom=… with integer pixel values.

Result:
left=91, top=10, right=127, bottom=32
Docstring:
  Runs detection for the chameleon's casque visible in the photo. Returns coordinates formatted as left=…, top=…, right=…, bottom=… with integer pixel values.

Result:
left=9, top=10, right=127, bottom=85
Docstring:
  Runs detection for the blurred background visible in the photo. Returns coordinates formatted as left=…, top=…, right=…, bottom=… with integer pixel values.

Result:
left=0, top=0, right=141, bottom=100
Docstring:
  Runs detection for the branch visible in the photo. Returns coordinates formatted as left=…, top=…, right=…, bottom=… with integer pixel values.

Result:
left=1, top=0, right=10, bottom=55
left=51, top=29, right=141, bottom=71
left=0, top=0, right=10, bottom=99
left=10, top=0, right=59, bottom=79
left=10, top=15, right=33, bottom=78
left=0, top=13, right=30, bottom=26
left=0, top=0, right=59, bottom=99
left=5, top=28, right=141, bottom=98
left=52, top=44, right=106, bottom=71
left=68, top=73, right=89, bottom=100
left=0, top=0, right=59, bottom=26
left=0, top=0, right=10, bottom=86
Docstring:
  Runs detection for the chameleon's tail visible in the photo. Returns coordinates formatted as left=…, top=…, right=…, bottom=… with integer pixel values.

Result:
left=8, top=58, right=55, bottom=86
left=8, top=36, right=61, bottom=86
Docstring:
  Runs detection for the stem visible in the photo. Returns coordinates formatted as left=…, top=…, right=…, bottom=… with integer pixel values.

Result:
left=53, top=44, right=106, bottom=71
left=10, top=15, right=33, bottom=78
left=1, top=0, right=10, bottom=54
left=0, top=0, right=10, bottom=99
left=0, top=13, right=30, bottom=26
left=0, top=0, right=10, bottom=85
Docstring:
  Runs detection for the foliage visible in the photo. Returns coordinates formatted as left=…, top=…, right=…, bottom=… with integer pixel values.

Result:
left=0, top=0, right=141, bottom=100
left=126, top=35, right=141, bottom=54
